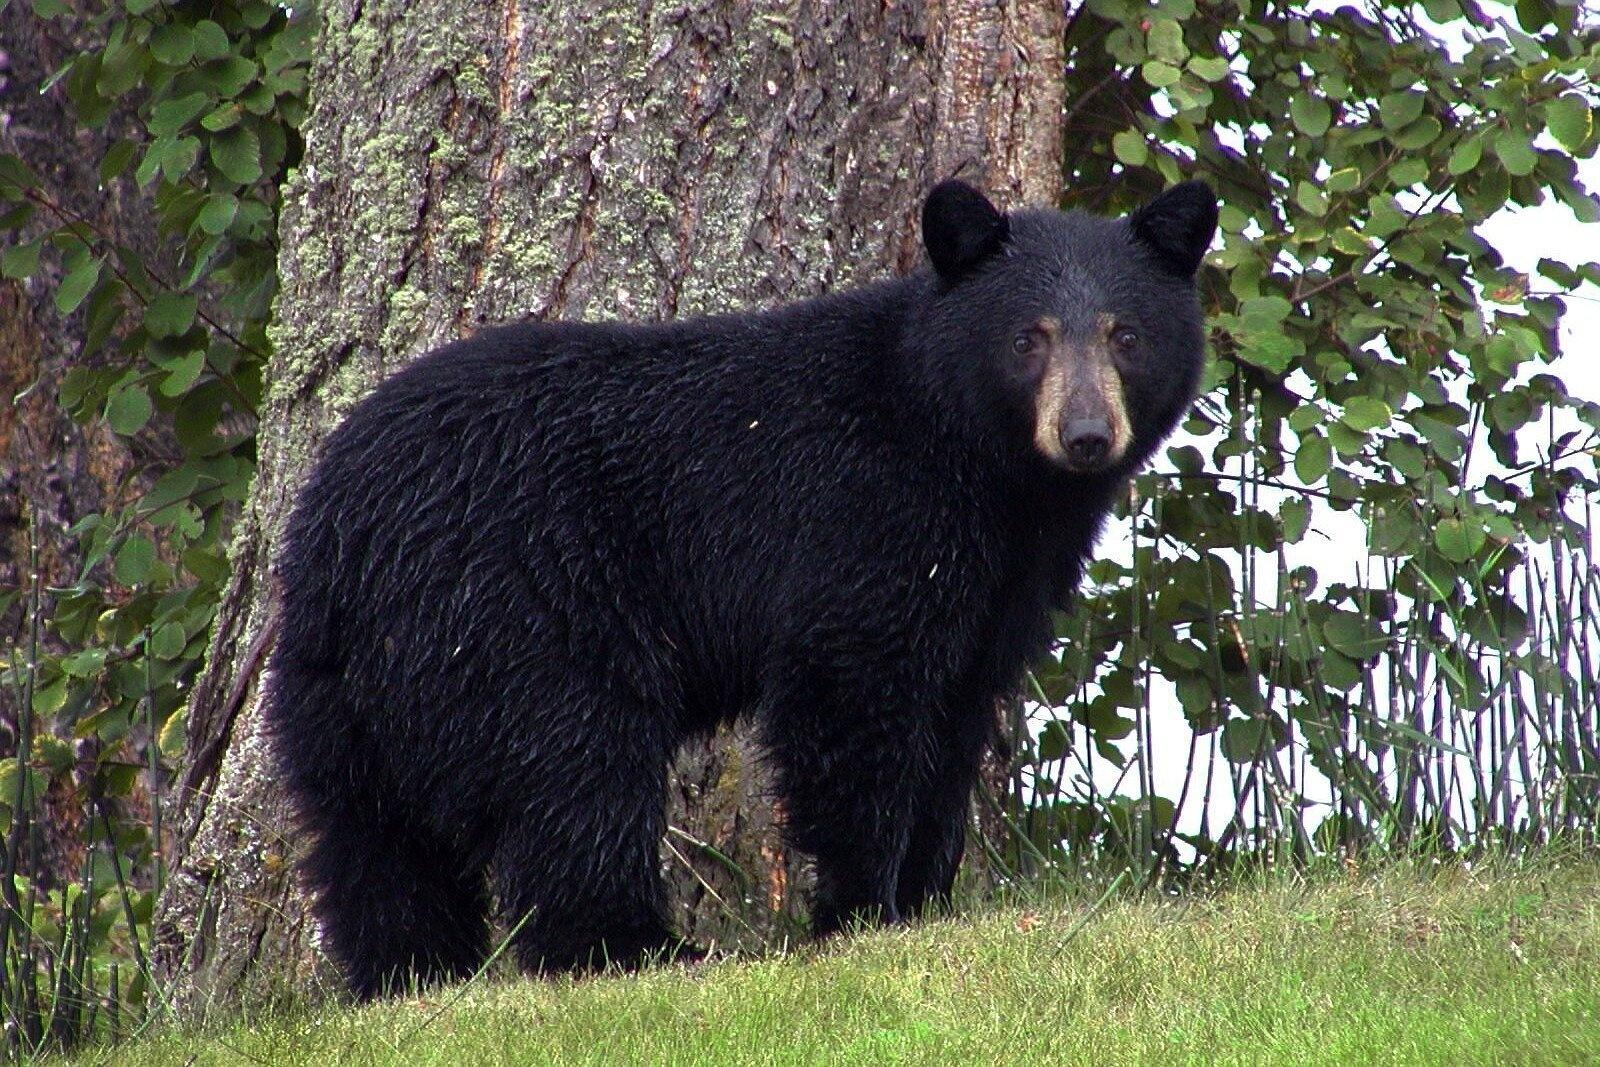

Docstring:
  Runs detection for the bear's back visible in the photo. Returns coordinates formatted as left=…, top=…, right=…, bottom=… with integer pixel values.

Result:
left=271, top=286, right=952, bottom=710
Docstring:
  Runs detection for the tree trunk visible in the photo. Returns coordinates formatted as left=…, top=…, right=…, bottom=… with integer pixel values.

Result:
left=153, top=0, right=1063, bottom=1012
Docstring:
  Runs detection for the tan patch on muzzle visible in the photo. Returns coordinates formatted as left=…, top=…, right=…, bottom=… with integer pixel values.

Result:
left=1030, top=315, right=1133, bottom=467
left=1032, top=358, right=1075, bottom=465
left=1096, top=359, right=1133, bottom=463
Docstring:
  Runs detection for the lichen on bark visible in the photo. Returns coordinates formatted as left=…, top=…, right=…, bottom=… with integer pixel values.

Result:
left=155, top=0, right=1063, bottom=1014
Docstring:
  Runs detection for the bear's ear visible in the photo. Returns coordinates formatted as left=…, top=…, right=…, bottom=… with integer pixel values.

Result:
left=922, top=180, right=1010, bottom=281
left=1128, top=180, right=1218, bottom=278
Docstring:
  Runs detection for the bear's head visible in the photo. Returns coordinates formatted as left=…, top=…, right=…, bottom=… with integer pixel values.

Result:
left=915, top=179, right=1217, bottom=478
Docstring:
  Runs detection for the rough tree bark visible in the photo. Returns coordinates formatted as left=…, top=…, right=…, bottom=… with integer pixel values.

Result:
left=153, top=0, right=1064, bottom=1012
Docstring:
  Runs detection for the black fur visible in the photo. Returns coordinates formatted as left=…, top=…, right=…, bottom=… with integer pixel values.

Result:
left=1128, top=180, right=1219, bottom=277
left=923, top=179, right=1010, bottom=280
left=264, top=181, right=1215, bottom=999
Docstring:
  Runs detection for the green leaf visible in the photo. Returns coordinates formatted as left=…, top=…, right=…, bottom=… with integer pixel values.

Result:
left=124, top=0, right=162, bottom=13
left=149, top=23, right=195, bottom=66
left=1112, top=130, right=1148, bottom=167
left=1328, top=420, right=1368, bottom=457
left=57, top=366, right=102, bottom=413
left=1287, top=405, right=1322, bottom=433
left=1392, top=115, right=1442, bottom=150
left=209, top=126, right=262, bottom=184
left=1482, top=334, right=1522, bottom=376
left=113, top=535, right=156, bottom=585
left=1410, top=411, right=1468, bottom=462
left=1435, top=517, right=1487, bottom=563
left=1295, top=432, right=1332, bottom=484
left=198, top=192, right=238, bottom=234
left=61, top=648, right=107, bottom=678
left=1141, top=60, right=1181, bottom=89
left=159, top=350, right=208, bottom=396
left=1447, top=135, right=1484, bottom=176
left=1369, top=504, right=1418, bottom=554
left=56, top=256, right=102, bottom=314
left=201, top=57, right=258, bottom=98
left=1515, top=0, right=1553, bottom=30
left=191, top=19, right=231, bottom=61
left=97, top=41, right=150, bottom=98
left=135, top=142, right=163, bottom=186
left=145, top=292, right=198, bottom=337
left=1147, top=20, right=1187, bottom=64
left=1340, top=396, right=1392, bottom=432
left=0, top=202, right=32, bottom=230
left=1325, top=166, right=1360, bottom=194
left=1378, top=90, right=1424, bottom=130
left=1, top=239, right=41, bottom=280
left=1366, top=195, right=1408, bottom=239
left=0, top=153, right=40, bottom=190
left=1037, top=720, right=1070, bottom=761
left=148, top=91, right=212, bottom=137
left=1238, top=333, right=1298, bottom=374
left=183, top=545, right=230, bottom=583
left=240, top=82, right=277, bottom=114
left=1186, top=54, right=1230, bottom=82
left=1492, top=130, right=1537, bottom=177
left=32, top=678, right=67, bottom=715
left=1220, top=718, right=1271, bottom=762
left=201, top=103, right=243, bottom=132
left=1290, top=93, right=1331, bottom=137
left=100, top=139, right=139, bottom=183
left=159, top=709, right=187, bottom=758
left=1545, top=95, right=1592, bottom=152
left=1384, top=437, right=1427, bottom=480
left=1280, top=498, right=1309, bottom=542
left=1240, top=296, right=1291, bottom=323
left=148, top=622, right=187, bottom=660
left=106, top=383, right=154, bottom=436
left=1389, top=157, right=1430, bottom=188
left=1323, top=611, right=1387, bottom=661
left=1295, top=181, right=1327, bottom=216
left=160, top=136, right=202, bottom=181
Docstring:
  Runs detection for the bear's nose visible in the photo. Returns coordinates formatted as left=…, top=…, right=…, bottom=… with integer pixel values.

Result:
left=1061, top=418, right=1112, bottom=471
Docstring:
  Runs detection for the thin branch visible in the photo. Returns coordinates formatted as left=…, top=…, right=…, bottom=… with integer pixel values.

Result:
left=21, top=186, right=270, bottom=372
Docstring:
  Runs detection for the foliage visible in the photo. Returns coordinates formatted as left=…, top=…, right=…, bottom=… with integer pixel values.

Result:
left=1000, top=0, right=1600, bottom=879
left=0, top=0, right=310, bottom=1055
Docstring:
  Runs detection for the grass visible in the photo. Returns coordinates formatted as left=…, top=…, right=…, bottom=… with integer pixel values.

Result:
left=53, top=856, right=1600, bottom=1066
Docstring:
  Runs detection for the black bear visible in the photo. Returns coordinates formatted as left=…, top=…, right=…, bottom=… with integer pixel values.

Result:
left=264, top=179, right=1217, bottom=999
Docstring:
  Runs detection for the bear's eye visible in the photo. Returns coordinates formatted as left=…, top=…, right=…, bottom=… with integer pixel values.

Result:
left=1007, top=329, right=1048, bottom=383
left=1112, top=326, right=1139, bottom=352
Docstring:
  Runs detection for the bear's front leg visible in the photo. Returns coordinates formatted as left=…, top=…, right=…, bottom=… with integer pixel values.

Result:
left=894, top=779, right=971, bottom=919
left=895, top=699, right=996, bottom=918
left=762, top=668, right=937, bottom=937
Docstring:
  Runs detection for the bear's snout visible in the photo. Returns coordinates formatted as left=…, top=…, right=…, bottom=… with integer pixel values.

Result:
left=1061, top=418, right=1112, bottom=471
left=1029, top=330, right=1132, bottom=473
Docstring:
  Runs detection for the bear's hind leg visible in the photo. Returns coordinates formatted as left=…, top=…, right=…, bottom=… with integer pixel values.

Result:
left=300, top=806, right=491, bottom=1001
left=490, top=719, right=688, bottom=976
